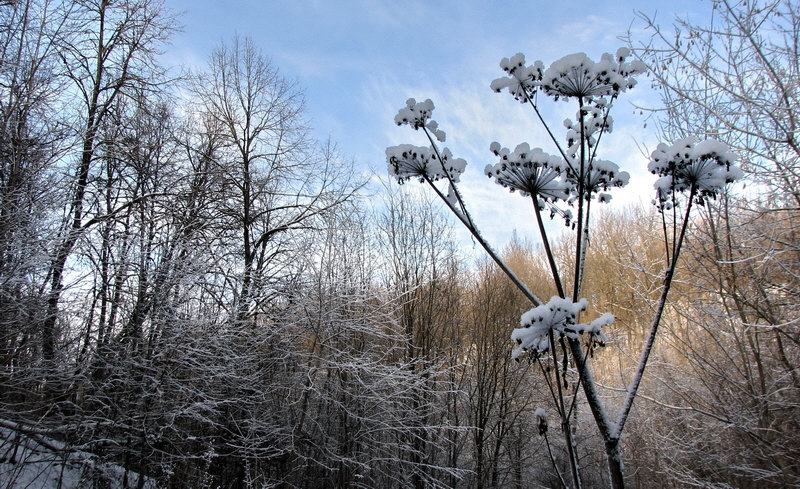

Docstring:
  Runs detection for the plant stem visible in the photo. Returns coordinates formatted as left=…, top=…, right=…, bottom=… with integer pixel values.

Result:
left=543, top=430, right=569, bottom=489
left=422, top=175, right=543, bottom=307
left=615, top=187, right=696, bottom=436
left=532, top=197, right=565, bottom=298
left=572, top=97, right=587, bottom=303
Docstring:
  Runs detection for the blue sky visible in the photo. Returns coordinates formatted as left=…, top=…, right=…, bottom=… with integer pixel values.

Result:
left=165, top=0, right=711, bottom=250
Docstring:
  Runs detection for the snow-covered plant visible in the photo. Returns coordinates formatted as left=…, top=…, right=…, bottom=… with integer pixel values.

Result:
left=512, top=297, right=612, bottom=360
left=386, top=144, right=466, bottom=184
left=394, top=97, right=445, bottom=140
left=387, top=47, right=741, bottom=489
left=648, top=137, right=743, bottom=206
left=535, top=407, right=548, bottom=435
left=484, top=143, right=571, bottom=200
left=541, top=50, right=646, bottom=100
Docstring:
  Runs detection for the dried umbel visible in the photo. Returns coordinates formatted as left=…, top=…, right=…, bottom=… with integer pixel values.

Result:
left=394, top=98, right=446, bottom=142
left=511, top=296, right=612, bottom=360
left=386, top=144, right=466, bottom=184
left=649, top=137, right=743, bottom=207
left=484, top=142, right=571, bottom=200
left=491, top=48, right=646, bottom=103
left=541, top=49, right=646, bottom=100
left=388, top=99, right=465, bottom=187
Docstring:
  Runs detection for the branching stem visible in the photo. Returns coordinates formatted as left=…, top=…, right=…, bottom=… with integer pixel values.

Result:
left=615, top=186, right=696, bottom=436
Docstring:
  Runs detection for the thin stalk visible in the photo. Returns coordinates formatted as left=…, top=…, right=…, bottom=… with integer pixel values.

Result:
left=615, top=186, right=696, bottom=436
left=586, top=96, right=618, bottom=165
left=422, top=174, right=542, bottom=307
left=574, top=197, right=592, bottom=299
left=537, top=357, right=561, bottom=413
left=549, top=332, right=567, bottom=418
left=543, top=431, right=569, bottom=489
left=532, top=197, right=565, bottom=298
left=671, top=186, right=678, bottom=262
left=550, top=329, right=583, bottom=489
left=572, top=96, right=587, bottom=303
left=524, top=91, right=577, bottom=176
left=422, top=128, right=472, bottom=224
left=543, top=430, right=569, bottom=489
left=566, top=342, right=593, bottom=420
left=660, top=203, right=670, bottom=267
left=418, top=127, right=543, bottom=306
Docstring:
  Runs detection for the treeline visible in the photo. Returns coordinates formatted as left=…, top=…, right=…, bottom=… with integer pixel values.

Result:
left=0, top=0, right=798, bottom=488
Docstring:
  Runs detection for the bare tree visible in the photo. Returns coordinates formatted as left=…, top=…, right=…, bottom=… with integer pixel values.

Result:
left=375, top=182, right=467, bottom=488
left=0, top=0, right=70, bottom=391
left=461, top=242, right=549, bottom=489
left=41, top=0, right=176, bottom=368
left=191, top=36, right=357, bottom=326
left=626, top=1, right=800, bottom=486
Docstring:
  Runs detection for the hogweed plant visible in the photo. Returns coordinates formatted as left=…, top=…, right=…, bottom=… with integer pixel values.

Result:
left=386, top=48, right=742, bottom=489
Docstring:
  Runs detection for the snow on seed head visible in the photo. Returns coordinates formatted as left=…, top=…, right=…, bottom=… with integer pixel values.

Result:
left=395, top=98, right=437, bottom=130
left=649, top=137, right=742, bottom=207
left=491, top=53, right=545, bottom=103
left=386, top=144, right=466, bottom=184
left=540, top=49, right=646, bottom=101
left=485, top=143, right=572, bottom=201
left=512, top=297, right=610, bottom=360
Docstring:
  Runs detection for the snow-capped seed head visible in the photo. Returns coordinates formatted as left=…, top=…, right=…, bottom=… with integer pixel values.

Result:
left=648, top=137, right=743, bottom=207
left=485, top=144, right=572, bottom=200
left=540, top=49, right=646, bottom=101
left=564, top=105, right=614, bottom=158
left=492, top=53, right=545, bottom=103
left=426, top=120, right=446, bottom=142
left=394, top=98, right=437, bottom=130
left=512, top=297, right=610, bottom=360
left=576, top=159, right=630, bottom=201
left=386, top=144, right=466, bottom=184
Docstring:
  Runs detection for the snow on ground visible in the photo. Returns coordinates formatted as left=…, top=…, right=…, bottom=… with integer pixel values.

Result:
left=0, top=422, right=154, bottom=489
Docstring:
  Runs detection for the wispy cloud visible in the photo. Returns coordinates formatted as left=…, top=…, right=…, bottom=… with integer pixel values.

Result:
left=166, top=0, right=687, bottom=252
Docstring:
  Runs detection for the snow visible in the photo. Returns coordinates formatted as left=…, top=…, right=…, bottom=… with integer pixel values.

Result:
left=484, top=142, right=571, bottom=200
left=490, top=53, right=544, bottom=103
left=386, top=144, right=466, bottom=184
left=388, top=99, right=466, bottom=185
left=579, top=159, right=630, bottom=196
left=648, top=136, right=743, bottom=206
left=393, top=97, right=448, bottom=142
left=564, top=104, right=613, bottom=157
left=511, top=296, right=612, bottom=360
left=0, top=422, right=155, bottom=489
left=394, top=97, right=434, bottom=129
left=491, top=48, right=646, bottom=103
left=535, top=407, right=548, bottom=435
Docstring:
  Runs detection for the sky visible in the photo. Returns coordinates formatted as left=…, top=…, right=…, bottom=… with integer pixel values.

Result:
left=163, top=0, right=712, bottom=252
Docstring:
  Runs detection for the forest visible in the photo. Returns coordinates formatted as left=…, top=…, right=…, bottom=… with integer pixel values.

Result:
left=0, top=0, right=798, bottom=488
